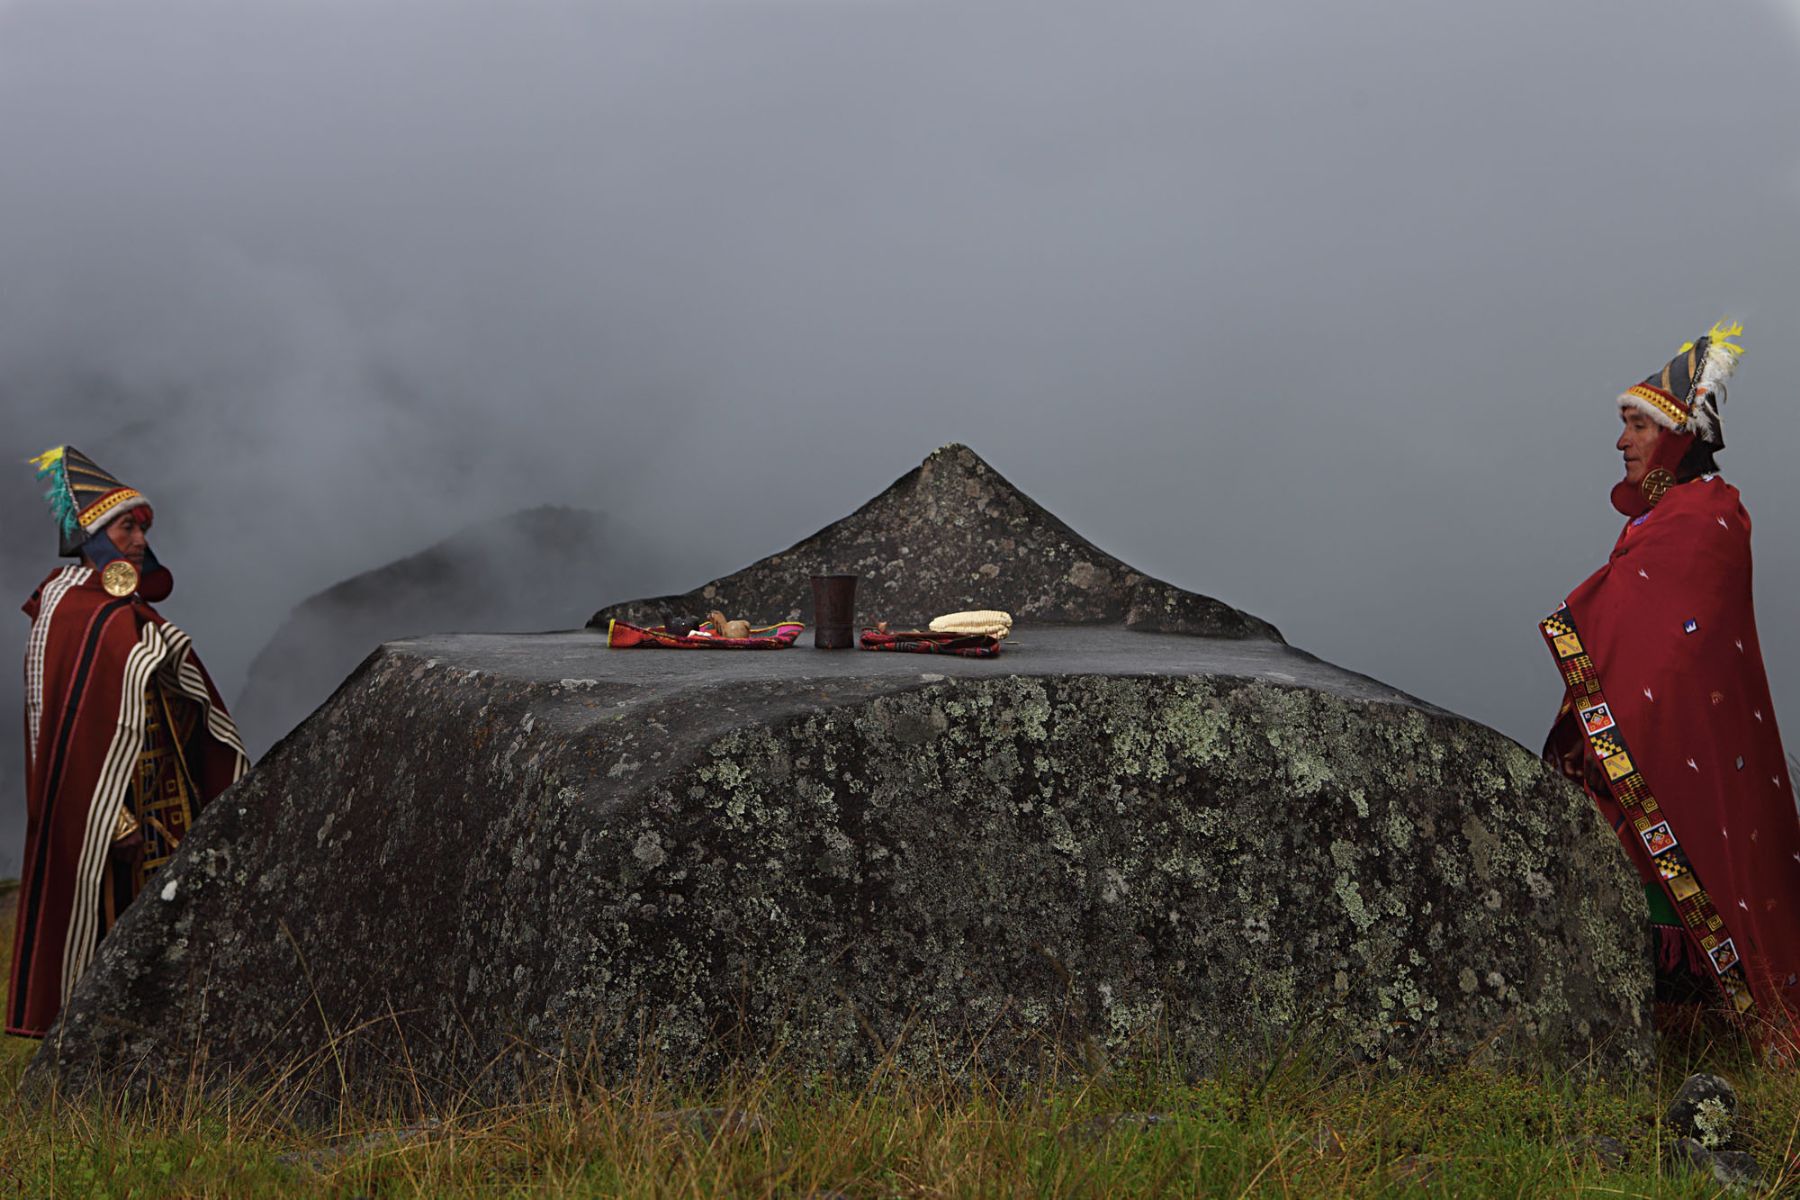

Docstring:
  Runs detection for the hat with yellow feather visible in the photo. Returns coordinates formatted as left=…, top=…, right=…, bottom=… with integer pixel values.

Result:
left=28, top=445, right=153, bottom=558
left=1618, top=319, right=1743, bottom=449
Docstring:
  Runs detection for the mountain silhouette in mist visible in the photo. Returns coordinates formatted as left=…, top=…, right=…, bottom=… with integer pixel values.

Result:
left=235, top=506, right=668, bottom=756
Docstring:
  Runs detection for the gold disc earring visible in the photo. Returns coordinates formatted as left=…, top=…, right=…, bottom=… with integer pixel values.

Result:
left=100, top=560, right=140, bottom=597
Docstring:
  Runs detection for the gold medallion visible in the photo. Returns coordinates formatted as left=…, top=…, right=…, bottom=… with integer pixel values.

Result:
left=1640, top=467, right=1675, bottom=508
left=101, top=559, right=140, bottom=597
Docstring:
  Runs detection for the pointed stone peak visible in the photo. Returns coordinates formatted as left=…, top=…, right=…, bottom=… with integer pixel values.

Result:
left=590, top=444, right=1280, bottom=640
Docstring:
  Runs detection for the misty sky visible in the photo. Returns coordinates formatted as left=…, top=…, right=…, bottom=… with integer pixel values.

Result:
left=4, top=0, right=1800, bottom=873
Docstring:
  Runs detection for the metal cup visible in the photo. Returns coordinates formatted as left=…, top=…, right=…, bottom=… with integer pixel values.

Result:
left=809, top=574, right=857, bottom=649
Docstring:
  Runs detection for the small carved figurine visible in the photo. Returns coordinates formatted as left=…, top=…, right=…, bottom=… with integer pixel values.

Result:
left=708, top=610, right=752, bottom=639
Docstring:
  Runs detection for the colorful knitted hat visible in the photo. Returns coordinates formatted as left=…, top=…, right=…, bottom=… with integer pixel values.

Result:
left=29, top=445, right=152, bottom=557
left=1618, top=319, right=1743, bottom=446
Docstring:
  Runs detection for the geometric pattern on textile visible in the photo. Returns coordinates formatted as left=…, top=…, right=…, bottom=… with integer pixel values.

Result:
left=857, top=629, right=1003, bottom=658
left=1624, top=337, right=1709, bottom=430
left=1541, top=604, right=1757, bottom=1014
left=605, top=619, right=804, bottom=649
left=132, top=682, right=199, bottom=880
left=60, top=446, right=146, bottom=532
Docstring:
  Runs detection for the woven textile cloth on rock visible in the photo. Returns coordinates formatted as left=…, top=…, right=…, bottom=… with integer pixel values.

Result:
left=606, top=619, right=804, bottom=649
left=859, top=629, right=1002, bottom=658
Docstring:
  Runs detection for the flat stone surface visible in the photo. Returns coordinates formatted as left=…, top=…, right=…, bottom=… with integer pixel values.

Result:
left=396, top=627, right=1431, bottom=710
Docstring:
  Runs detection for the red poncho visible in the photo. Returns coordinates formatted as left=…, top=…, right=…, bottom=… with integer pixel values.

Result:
left=1542, top=477, right=1800, bottom=1047
left=9, top=565, right=247, bottom=1037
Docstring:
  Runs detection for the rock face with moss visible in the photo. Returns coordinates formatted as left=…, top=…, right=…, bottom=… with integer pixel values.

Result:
left=591, top=443, right=1281, bottom=641
left=29, top=450, right=1651, bottom=1111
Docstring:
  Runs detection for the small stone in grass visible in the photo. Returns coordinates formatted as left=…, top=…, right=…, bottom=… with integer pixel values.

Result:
left=1672, top=1138, right=1762, bottom=1194
left=1666, top=1072, right=1737, bottom=1148
left=1710, top=1152, right=1764, bottom=1189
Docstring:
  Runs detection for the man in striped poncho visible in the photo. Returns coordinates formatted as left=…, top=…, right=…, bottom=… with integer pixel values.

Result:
left=8, top=446, right=247, bottom=1038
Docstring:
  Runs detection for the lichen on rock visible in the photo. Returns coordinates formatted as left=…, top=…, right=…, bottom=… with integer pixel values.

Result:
left=26, top=445, right=1651, bottom=1111
left=29, top=628, right=1650, bottom=1110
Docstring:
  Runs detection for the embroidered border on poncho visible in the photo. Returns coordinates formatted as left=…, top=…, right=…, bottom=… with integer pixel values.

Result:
left=1541, top=605, right=1756, bottom=1016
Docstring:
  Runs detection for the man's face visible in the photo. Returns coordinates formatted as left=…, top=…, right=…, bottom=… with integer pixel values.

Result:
left=104, top=511, right=149, bottom=567
left=1617, top=407, right=1662, bottom=485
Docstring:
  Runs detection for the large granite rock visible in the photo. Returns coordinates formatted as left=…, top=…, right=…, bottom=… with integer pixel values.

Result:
left=28, top=450, right=1651, bottom=1112
left=591, top=443, right=1281, bottom=641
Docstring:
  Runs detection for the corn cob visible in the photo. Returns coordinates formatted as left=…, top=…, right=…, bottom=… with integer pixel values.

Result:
left=928, top=609, right=1013, bottom=639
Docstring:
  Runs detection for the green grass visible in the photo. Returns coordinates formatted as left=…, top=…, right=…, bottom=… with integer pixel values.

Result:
left=2, top=889, right=1796, bottom=1197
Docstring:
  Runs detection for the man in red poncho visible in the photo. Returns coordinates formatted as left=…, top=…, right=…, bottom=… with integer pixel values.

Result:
left=1541, top=322, right=1800, bottom=1052
left=8, top=446, right=248, bottom=1038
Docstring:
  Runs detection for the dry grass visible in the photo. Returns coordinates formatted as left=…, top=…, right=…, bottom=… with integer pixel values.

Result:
left=2, top=888, right=1797, bottom=1197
